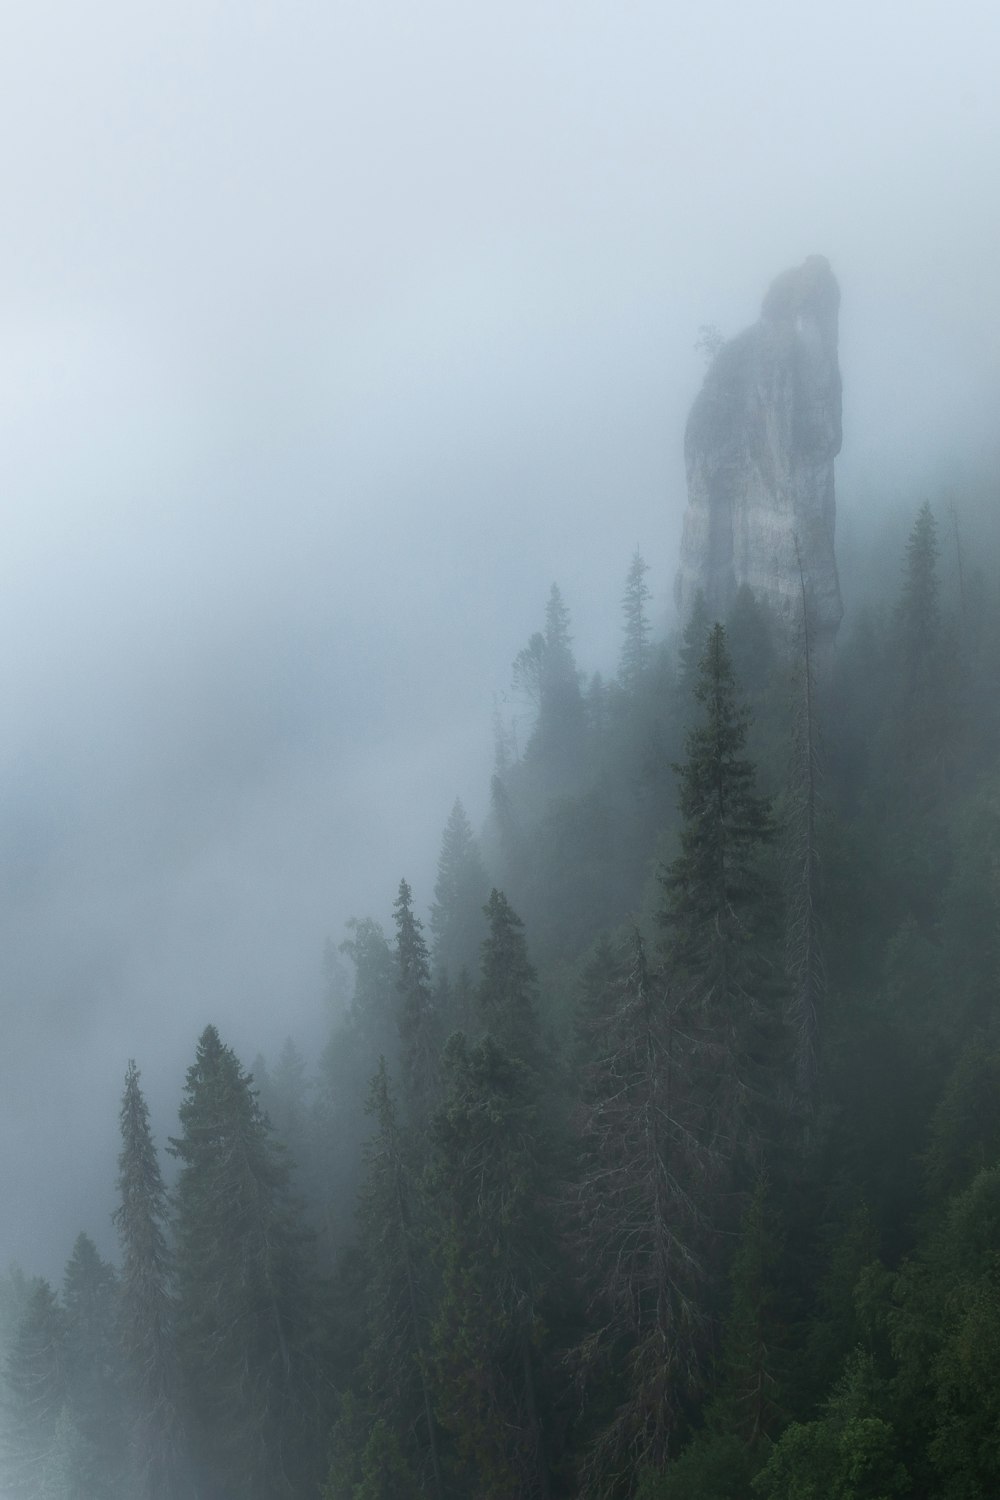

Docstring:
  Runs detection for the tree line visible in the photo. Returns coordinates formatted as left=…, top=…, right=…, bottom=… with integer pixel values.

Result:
left=6, top=502, right=1000, bottom=1498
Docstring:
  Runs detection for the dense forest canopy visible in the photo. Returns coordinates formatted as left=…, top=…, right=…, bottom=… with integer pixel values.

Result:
left=5, top=481, right=1000, bottom=1496
left=3, top=3, right=1000, bottom=1496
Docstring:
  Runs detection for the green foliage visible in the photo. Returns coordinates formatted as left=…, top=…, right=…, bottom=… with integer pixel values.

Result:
left=639, top=1430, right=754, bottom=1499
left=170, top=1025, right=325, bottom=1499
left=61, top=1233, right=130, bottom=1498
left=887, top=1167, right=1000, bottom=1498
left=659, top=623, right=785, bottom=1158
left=20, top=469, right=1000, bottom=1500
left=430, top=1032, right=554, bottom=1498
left=430, top=799, right=490, bottom=981
left=315, top=917, right=398, bottom=1253
left=478, top=889, right=540, bottom=1061
left=521, top=583, right=587, bottom=790
left=351, top=1060, right=444, bottom=1497
left=354, top=1419, right=422, bottom=1500
left=114, top=1060, right=186, bottom=1498
left=571, top=932, right=711, bottom=1493
left=924, top=1035, right=1000, bottom=1204
left=752, top=1351, right=906, bottom=1500
left=709, top=1175, right=787, bottom=1445
left=3, top=1281, right=68, bottom=1500
left=619, top=550, right=653, bottom=695
left=393, top=878, right=440, bottom=1130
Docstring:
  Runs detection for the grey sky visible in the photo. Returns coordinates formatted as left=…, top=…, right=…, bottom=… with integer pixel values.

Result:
left=1, top=0, right=998, bottom=1274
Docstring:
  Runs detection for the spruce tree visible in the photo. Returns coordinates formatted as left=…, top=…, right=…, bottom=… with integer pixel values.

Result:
left=170, top=1025, right=323, bottom=1500
left=393, top=879, right=440, bottom=1131
left=316, top=918, right=398, bottom=1254
left=429, top=800, right=490, bottom=981
left=896, top=501, right=940, bottom=672
left=660, top=623, right=784, bottom=1161
left=785, top=548, right=826, bottom=1106
left=518, top=583, right=587, bottom=788
left=430, top=1033, right=554, bottom=1499
left=571, top=932, right=713, bottom=1492
left=348, top=1060, right=444, bottom=1499
left=114, top=1059, right=184, bottom=1500
left=3, top=1280, right=68, bottom=1500
left=478, top=889, right=540, bottom=1062
left=619, top=550, right=652, bottom=695
left=62, top=1233, right=130, bottom=1499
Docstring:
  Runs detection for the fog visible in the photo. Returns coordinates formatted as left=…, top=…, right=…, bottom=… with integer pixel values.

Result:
left=1, top=0, right=998, bottom=1275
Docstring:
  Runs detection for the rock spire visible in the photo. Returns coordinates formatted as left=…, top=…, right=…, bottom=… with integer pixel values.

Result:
left=675, top=255, right=844, bottom=646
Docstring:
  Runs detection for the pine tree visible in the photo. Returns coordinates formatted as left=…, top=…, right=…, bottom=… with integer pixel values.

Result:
left=350, top=1060, right=444, bottom=1499
left=896, top=501, right=940, bottom=672
left=518, top=584, right=587, bottom=788
left=393, top=879, right=440, bottom=1130
left=430, top=1033, right=554, bottom=1499
left=114, top=1060, right=184, bottom=1500
left=539, top=582, right=586, bottom=770
left=429, top=800, right=490, bottom=981
left=3, top=1280, right=68, bottom=1500
left=170, top=1025, right=323, bottom=1500
left=316, top=918, right=398, bottom=1254
left=785, top=546, right=826, bottom=1106
left=709, top=1174, right=786, bottom=1445
left=571, top=932, right=713, bottom=1493
left=660, top=623, right=784, bottom=1161
left=478, top=889, right=540, bottom=1062
left=619, top=550, right=652, bottom=695
left=57, top=1234, right=129, bottom=1498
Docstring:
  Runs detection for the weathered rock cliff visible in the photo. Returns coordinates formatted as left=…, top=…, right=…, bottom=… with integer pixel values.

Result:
left=675, top=255, right=844, bottom=646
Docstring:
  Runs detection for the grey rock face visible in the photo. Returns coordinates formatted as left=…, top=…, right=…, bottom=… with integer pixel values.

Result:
left=675, top=255, right=844, bottom=646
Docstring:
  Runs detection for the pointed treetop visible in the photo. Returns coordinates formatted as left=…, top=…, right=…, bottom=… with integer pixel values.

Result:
left=619, top=549, right=652, bottom=693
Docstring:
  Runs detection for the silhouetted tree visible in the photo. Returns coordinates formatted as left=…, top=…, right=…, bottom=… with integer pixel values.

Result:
left=171, top=1025, right=323, bottom=1500
left=571, top=932, right=712, bottom=1493
left=393, top=879, right=440, bottom=1131
left=619, top=550, right=652, bottom=695
left=430, top=800, right=490, bottom=981
left=660, top=624, right=784, bottom=1163
left=430, top=1033, right=554, bottom=1499
left=114, top=1060, right=185, bottom=1500
left=62, top=1233, right=130, bottom=1498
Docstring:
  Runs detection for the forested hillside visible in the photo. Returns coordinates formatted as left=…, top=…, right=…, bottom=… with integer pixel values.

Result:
left=5, top=497, right=1000, bottom=1499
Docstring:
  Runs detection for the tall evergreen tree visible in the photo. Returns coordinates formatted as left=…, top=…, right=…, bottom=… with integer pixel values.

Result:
left=896, top=501, right=940, bottom=672
left=519, top=584, right=587, bottom=788
left=619, top=550, right=652, bottom=695
left=478, top=889, right=540, bottom=1062
left=170, top=1025, right=324, bottom=1500
left=429, top=800, right=490, bottom=981
left=887, top=503, right=957, bottom=804
left=3, top=1280, right=68, bottom=1500
left=393, top=879, right=440, bottom=1131
left=785, top=548, right=826, bottom=1106
left=316, top=918, right=398, bottom=1253
left=430, top=1033, right=554, bottom=1499
left=62, top=1233, right=130, bottom=1499
left=335, top=1060, right=444, bottom=1500
left=114, top=1059, right=185, bottom=1500
left=571, top=932, right=713, bottom=1494
left=660, top=623, right=784, bottom=1162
